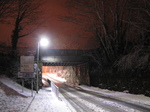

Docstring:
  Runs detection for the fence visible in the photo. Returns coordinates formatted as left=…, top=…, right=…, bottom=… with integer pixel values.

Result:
left=51, top=81, right=59, bottom=99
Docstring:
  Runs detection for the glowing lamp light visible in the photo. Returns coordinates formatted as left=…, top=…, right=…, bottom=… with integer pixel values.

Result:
left=40, top=38, right=49, bottom=47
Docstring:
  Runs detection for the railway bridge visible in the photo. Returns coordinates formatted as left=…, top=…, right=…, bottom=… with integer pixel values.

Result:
left=36, top=49, right=92, bottom=89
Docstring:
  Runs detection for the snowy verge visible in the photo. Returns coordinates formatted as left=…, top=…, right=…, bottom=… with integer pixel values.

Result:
left=0, top=75, right=35, bottom=112
left=79, top=85, right=150, bottom=108
left=0, top=75, right=36, bottom=97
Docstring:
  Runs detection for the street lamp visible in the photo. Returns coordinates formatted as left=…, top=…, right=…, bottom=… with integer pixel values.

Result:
left=36, top=37, right=49, bottom=93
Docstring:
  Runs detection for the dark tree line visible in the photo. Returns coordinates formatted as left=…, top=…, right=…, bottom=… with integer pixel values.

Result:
left=0, top=0, right=46, bottom=78
left=62, top=0, right=150, bottom=96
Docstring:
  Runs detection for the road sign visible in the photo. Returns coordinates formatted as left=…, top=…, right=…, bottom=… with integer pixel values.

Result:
left=18, top=72, right=35, bottom=78
left=20, top=56, right=34, bottom=73
left=20, top=64, right=34, bottom=72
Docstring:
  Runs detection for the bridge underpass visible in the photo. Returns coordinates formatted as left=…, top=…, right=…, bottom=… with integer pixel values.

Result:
left=37, top=49, right=91, bottom=89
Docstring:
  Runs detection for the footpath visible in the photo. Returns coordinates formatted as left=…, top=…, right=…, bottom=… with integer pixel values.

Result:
left=0, top=76, right=71, bottom=112
left=24, top=87, right=71, bottom=112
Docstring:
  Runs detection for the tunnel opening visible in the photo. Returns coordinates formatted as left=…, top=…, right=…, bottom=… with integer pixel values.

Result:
left=41, top=64, right=90, bottom=87
left=38, top=49, right=91, bottom=89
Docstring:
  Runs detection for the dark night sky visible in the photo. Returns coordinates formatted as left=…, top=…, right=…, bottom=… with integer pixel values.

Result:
left=0, top=0, right=97, bottom=49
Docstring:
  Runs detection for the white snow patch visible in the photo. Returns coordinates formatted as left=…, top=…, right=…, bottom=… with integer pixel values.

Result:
left=0, top=75, right=71, bottom=112
left=80, top=85, right=150, bottom=107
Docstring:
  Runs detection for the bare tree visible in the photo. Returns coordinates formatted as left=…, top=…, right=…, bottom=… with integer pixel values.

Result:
left=10, top=0, right=46, bottom=54
left=61, top=0, right=135, bottom=70
left=61, top=0, right=150, bottom=95
left=131, top=0, right=150, bottom=46
left=115, top=0, right=150, bottom=74
left=0, top=0, right=15, bottom=23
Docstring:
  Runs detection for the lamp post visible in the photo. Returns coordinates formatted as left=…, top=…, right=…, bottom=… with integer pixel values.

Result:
left=36, top=37, right=49, bottom=93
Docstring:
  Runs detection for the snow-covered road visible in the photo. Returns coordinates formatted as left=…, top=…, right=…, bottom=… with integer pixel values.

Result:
left=1, top=75, right=150, bottom=112
left=60, top=85, right=150, bottom=112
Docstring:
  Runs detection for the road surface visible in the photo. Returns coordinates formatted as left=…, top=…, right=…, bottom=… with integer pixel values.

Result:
left=60, top=85, right=150, bottom=112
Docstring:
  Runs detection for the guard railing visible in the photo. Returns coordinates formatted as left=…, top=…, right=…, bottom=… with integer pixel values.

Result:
left=51, top=81, right=59, bottom=99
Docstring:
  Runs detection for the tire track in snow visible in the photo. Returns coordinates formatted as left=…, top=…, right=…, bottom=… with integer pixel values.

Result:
left=60, top=86, right=150, bottom=112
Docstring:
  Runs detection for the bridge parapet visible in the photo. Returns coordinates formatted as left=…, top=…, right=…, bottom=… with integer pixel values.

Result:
left=39, top=49, right=90, bottom=66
